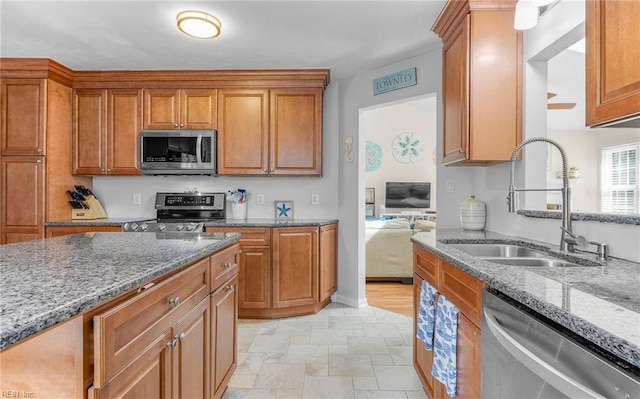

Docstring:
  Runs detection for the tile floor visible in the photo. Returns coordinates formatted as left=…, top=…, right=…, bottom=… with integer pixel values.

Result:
left=223, top=302, right=426, bottom=399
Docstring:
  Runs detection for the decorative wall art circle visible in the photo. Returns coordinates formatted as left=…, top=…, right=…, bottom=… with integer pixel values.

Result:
left=366, top=140, right=383, bottom=172
left=391, top=132, right=426, bottom=163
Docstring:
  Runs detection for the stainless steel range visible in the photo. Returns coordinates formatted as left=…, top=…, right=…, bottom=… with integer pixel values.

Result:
left=122, top=192, right=226, bottom=233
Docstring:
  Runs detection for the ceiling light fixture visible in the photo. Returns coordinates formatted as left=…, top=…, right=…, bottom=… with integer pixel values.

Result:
left=514, top=0, right=539, bottom=30
left=177, top=10, right=221, bottom=39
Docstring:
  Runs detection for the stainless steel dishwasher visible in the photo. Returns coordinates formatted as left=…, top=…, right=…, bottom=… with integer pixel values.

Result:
left=482, top=290, right=640, bottom=398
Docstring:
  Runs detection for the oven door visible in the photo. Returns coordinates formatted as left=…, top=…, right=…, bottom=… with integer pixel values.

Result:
left=140, top=130, right=216, bottom=175
left=482, top=290, right=639, bottom=398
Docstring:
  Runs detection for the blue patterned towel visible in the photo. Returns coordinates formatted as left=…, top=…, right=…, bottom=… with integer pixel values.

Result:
left=416, top=280, right=437, bottom=350
left=431, top=295, right=460, bottom=397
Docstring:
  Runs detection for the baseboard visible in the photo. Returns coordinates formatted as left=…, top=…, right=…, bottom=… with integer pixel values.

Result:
left=331, top=293, right=368, bottom=308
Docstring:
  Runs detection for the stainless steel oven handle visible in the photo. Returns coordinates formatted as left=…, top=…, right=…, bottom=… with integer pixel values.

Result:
left=196, top=134, right=203, bottom=164
left=483, top=307, right=606, bottom=399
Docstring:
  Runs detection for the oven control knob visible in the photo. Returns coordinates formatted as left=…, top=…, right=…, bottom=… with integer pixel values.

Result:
left=158, top=223, right=166, bottom=232
left=130, top=222, right=139, bottom=231
left=176, top=224, right=185, bottom=231
left=186, top=223, right=196, bottom=231
left=140, top=223, right=148, bottom=231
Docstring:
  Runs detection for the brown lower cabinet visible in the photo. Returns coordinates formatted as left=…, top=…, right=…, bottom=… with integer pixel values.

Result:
left=413, top=244, right=485, bottom=398
left=45, top=225, right=122, bottom=237
left=0, top=242, right=239, bottom=399
left=206, top=224, right=337, bottom=318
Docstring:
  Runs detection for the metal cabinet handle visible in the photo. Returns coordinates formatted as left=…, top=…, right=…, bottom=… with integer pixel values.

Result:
left=166, top=339, right=178, bottom=349
left=226, top=284, right=235, bottom=292
left=168, top=297, right=181, bottom=306
left=270, top=168, right=275, bottom=173
left=36, top=159, right=42, bottom=163
left=37, top=148, right=43, bottom=153
left=483, top=308, right=605, bottom=399
left=174, top=123, right=179, bottom=128
left=180, top=123, right=184, bottom=128
left=175, top=332, right=186, bottom=342
left=263, top=169, right=268, bottom=173
left=224, top=262, right=237, bottom=269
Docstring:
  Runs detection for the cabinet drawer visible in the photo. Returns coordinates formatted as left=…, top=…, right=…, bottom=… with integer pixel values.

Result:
left=438, top=260, right=485, bottom=327
left=413, top=245, right=438, bottom=288
left=207, top=227, right=271, bottom=246
left=211, top=243, right=240, bottom=291
left=93, top=257, right=210, bottom=387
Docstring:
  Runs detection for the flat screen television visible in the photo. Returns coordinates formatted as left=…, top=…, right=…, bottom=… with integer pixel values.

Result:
left=385, top=182, right=431, bottom=209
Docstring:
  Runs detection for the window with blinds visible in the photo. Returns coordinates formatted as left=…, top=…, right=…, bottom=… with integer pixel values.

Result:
left=600, top=143, right=639, bottom=213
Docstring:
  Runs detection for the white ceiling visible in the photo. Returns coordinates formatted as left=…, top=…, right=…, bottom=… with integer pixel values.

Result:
left=0, top=0, right=447, bottom=81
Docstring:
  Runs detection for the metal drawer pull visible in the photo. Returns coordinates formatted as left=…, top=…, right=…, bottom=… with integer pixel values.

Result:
left=224, top=262, right=237, bottom=269
left=168, top=297, right=181, bottom=306
left=175, top=332, right=186, bottom=342
left=226, top=284, right=235, bottom=292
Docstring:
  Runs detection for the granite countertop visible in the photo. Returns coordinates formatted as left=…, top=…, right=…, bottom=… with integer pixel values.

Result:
left=0, top=231, right=240, bottom=350
left=411, top=228, right=640, bottom=369
left=45, top=218, right=339, bottom=228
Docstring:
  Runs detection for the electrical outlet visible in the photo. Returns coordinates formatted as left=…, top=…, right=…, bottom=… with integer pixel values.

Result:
left=445, top=179, right=455, bottom=193
left=133, top=193, right=141, bottom=205
left=256, top=194, right=265, bottom=205
left=311, top=193, right=319, bottom=205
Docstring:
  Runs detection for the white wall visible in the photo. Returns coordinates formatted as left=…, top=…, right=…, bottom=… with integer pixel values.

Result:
left=363, top=100, right=437, bottom=216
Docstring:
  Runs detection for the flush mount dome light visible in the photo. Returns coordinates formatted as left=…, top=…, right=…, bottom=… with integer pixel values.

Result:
left=177, top=10, right=221, bottom=39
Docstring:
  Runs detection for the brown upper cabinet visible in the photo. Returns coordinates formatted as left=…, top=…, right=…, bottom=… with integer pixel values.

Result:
left=143, top=88, right=217, bottom=130
left=73, top=88, right=142, bottom=175
left=586, top=0, right=640, bottom=127
left=217, top=88, right=323, bottom=175
left=1, top=79, right=46, bottom=156
left=432, top=0, right=522, bottom=165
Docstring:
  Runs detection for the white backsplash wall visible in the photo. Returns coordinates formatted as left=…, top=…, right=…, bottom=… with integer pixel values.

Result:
left=92, top=175, right=338, bottom=220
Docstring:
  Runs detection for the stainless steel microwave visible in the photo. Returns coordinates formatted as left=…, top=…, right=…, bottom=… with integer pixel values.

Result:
left=139, top=130, right=217, bottom=175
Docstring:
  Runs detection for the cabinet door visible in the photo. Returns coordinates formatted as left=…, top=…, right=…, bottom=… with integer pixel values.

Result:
left=1, top=156, right=45, bottom=244
left=413, top=273, right=437, bottom=397
left=107, top=89, right=142, bottom=175
left=144, top=89, right=180, bottom=129
left=91, top=330, right=173, bottom=399
left=586, top=0, right=640, bottom=126
left=454, top=312, right=481, bottom=398
left=73, top=89, right=106, bottom=175
left=441, top=16, right=469, bottom=165
left=269, top=88, right=322, bottom=175
left=181, top=88, right=217, bottom=130
left=238, top=245, right=271, bottom=309
left=318, top=223, right=337, bottom=302
left=1, top=79, right=46, bottom=156
left=172, top=297, right=211, bottom=399
left=217, top=89, right=269, bottom=175
left=211, top=275, right=238, bottom=399
left=272, top=227, right=318, bottom=308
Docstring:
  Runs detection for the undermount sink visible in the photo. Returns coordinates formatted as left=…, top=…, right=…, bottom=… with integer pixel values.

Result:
left=480, top=257, right=584, bottom=267
left=447, top=243, right=587, bottom=268
left=447, top=243, right=548, bottom=258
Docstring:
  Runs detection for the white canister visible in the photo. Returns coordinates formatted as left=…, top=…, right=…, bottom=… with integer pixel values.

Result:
left=460, top=195, right=486, bottom=231
left=231, top=202, right=247, bottom=219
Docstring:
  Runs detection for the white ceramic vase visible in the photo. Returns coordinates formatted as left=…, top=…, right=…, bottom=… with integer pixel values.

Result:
left=460, top=195, right=486, bottom=231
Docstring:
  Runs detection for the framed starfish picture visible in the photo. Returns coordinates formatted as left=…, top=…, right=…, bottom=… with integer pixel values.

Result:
left=274, top=200, right=294, bottom=220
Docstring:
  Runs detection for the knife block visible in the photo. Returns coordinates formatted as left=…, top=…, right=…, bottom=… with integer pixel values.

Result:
left=72, top=196, right=108, bottom=220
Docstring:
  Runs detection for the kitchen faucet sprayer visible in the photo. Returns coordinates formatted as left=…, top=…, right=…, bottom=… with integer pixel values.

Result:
left=508, top=137, right=572, bottom=251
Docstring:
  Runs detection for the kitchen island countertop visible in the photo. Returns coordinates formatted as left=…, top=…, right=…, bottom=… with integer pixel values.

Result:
left=412, top=228, right=640, bottom=370
left=45, top=218, right=339, bottom=228
left=0, top=231, right=240, bottom=350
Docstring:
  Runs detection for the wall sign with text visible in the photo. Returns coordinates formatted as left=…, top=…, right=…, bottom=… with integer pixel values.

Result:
left=373, top=68, right=417, bottom=95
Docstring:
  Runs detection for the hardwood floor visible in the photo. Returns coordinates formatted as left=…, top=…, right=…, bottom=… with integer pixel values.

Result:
left=365, top=281, right=413, bottom=317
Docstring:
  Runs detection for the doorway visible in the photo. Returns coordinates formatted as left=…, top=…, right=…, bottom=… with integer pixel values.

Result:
left=360, top=93, right=438, bottom=315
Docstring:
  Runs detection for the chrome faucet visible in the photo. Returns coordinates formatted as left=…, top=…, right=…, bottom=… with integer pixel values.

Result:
left=507, top=137, right=573, bottom=251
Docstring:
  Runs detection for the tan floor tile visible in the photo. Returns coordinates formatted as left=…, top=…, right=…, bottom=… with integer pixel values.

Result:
left=347, top=336, right=390, bottom=355
left=352, top=376, right=378, bottom=391
left=354, top=390, right=408, bottom=398
left=254, top=363, right=307, bottom=390
left=301, top=375, right=354, bottom=399
left=374, top=365, right=423, bottom=391
left=329, top=353, right=374, bottom=377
